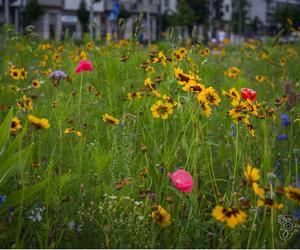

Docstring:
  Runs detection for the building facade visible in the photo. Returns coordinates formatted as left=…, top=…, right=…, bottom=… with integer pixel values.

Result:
left=0, top=0, right=169, bottom=41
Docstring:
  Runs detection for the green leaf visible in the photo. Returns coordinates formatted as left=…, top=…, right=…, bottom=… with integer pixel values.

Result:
left=0, top=122, right=28, bottom=163
left=0, top=108, right=14, bottom=155
left=0, top=145, right=32, bottom=187
left=1, top=178, right=49, bottom=211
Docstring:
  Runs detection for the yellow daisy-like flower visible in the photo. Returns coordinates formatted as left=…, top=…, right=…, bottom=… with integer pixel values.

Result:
left=280, top=57, right=286, bottom=67
left=39, top=61, right=46, bottom=67
left=19, top=68, right=28, bottom=80
left=128, top=91, right=142, bottom=100
left=244, top=164, right=260, bottom=184
left=144, top=78, right=155, bottom=90
left=151, top=205, right=171, bottom=228
left=200, top=48, right=210, bottom=57
left=151, top=100, right=173, bottom=120
left=197, top=87, right=221, bottom=106
left=86, top=42, right=94, bottom=50
left=10, top=67, right=21, bottom=80
left=11, top=117, right=22, bottom=135
left=102, top=114, right=120, bottom=125
left=28, top=115, right=50, bottom=129
left=255, top=75, right=267, bottom=82
left=178, top=47, right=187, bottom=56
left=252, top=182, right=265, bottom=198
left=64, top=128, right=82, bottom=137
left=32, top=79, right=41, bottom=88
left=257, top=198, right=284, bottom=209
left=284, top=186, right=300, bottom=204
left=212, top=205, right=247, bottom=228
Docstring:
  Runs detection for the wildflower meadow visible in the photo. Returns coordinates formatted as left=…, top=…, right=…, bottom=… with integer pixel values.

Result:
left=0, top=25, right=300, bottom=248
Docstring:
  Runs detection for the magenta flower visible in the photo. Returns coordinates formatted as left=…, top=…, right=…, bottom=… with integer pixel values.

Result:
left=75, top=60, right=94, bottom=74
left=168, top=169, right=194, bottom=193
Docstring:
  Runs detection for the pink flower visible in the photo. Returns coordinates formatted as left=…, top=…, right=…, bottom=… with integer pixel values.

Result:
left=75, top=60, right=94, bottom=74
left=168, top=169, right=194, bottom=193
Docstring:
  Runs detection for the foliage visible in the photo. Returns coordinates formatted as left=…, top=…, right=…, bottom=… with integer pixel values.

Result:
left=76, top=0, right=89, bottom=33
left=231, top=0, right=250, bottom=34
left=24, top=0, right=44, bottom=24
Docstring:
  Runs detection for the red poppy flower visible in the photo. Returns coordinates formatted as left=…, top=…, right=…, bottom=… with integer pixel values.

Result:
left=241, top=88, right=256, bottom=102
left=75, top=60, right=94, bottom=74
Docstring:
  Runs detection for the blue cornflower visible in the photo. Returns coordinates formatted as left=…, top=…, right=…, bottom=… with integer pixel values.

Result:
left=281, top=114, right=291, bottom=127
left=294, top=209, right=300, bottom=220
left=277, top=134, right=288, bottom=140
left=0, top=195, right=6, bottom=208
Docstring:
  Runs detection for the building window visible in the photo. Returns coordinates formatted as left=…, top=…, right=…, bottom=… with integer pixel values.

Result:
left=225, top=4, right=229, bottom=12
left=165, top=0, right=169, bottom=8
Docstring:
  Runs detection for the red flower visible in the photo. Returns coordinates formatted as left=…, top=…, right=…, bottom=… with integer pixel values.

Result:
left=241, top=88, right=256, bottom=102
left=75, top=60, right=94, bottom=74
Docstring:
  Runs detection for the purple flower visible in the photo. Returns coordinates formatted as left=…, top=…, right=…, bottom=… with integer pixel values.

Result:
left=149, top=192, right=156, bottom=203
left=230, top=123, right=236, bottom=137
left=48, top=70, right=68, bottom=80
left=281, top=114, right=291, bottom=127
left=277, top=134, right=288, bottom=140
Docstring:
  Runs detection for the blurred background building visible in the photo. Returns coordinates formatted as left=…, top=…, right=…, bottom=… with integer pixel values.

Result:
left=1, top=0, right=300, bottom=42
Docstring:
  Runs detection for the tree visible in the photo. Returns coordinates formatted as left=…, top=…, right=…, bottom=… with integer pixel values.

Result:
left=187, top=0, right=209, bottom=25
left=77, top=0, right=89, bottom=33
left=24, top=0, right=44, bottom=24
left=231, top=0, right=250, bottom=34
left=161, top=0, right=194, bottom=30
left=275, top=4, right=300, bottom=30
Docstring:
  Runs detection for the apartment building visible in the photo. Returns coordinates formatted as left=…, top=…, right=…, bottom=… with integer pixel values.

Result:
left=0, top=0, right=170, bottom=41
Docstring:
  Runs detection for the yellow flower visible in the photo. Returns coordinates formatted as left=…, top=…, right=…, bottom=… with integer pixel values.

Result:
left=255, top=75, right=267, bottom=82
left=245, top=123, right=256, bottom=137
left=18, top=95, right=33, bottom=112
left=212, top=205, right=247, bottom=228
left=223, top=88, right=241, bottom=104
left=86, top=42, right=94, bottom=50
left=200, top=102, right=212, bottom=117
left=144, top=78, right=155, bottom=90
left=39, top=61, right=46, bottom=67
left=28, top=115, right=50, bottom=129
left=64, top=128, right=75, bottom=134
left=52, top=53, right=61, bottom=61
left=252, top=182, right=265, bottom=198
left=64, top=128, right=82, bottom=137
left=284, top=186, right=300, bottom=204
left=200, top=48, right=210, bottom=57
left=11, top=117, right=22, bottom=135
left=257, top=198, right=284, bottom=209
left=10, top=67, right=21, bottom=80
left=197, top=87, right=221, bottom=106
left=152, top=205, right=171, bottom=228
left=128, top=91, right=142, bottom=100
left=103, top=114, right=120, bottom=125
left=152, top=89, right=160, bottom=97
left=151, top=100, right=173, bottom=120
left=280, top=57, right=286, bottom=67
left=19, top=68, right=28, bottom=80
left=244, top=164, right=260, bottom=184
left=32, top=79, right=41, bottom=88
